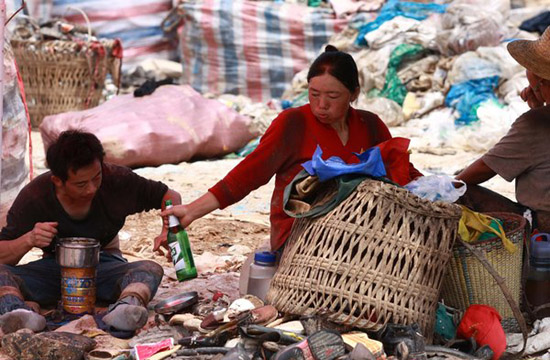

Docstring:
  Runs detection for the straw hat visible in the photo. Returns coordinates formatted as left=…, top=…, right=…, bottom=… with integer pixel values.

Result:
left=507, top=26, right=550, bottom=80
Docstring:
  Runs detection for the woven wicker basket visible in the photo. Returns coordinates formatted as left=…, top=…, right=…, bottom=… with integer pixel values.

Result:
left=11, top=38, right=120, bottom=127
left=266, top=179, right=462, bottom=336
left=441, top=212, right=526, bottom=331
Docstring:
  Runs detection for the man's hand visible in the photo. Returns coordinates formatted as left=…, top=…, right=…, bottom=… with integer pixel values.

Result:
left=28, top=222, right=58, bottom=248
left=520, top=85, right=545, bottom=109
left=153, top=215, right=171, bottom=260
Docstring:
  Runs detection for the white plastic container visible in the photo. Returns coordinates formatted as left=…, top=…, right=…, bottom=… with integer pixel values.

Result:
left=247, top=251, right=277, bottom=301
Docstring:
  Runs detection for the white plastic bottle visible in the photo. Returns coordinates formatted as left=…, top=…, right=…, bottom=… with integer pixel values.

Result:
left=247, top=251, right=277, bottom=301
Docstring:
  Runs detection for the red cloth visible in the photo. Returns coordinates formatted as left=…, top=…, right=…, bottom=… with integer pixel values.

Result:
left=209, top=104, right=422, bottom=250
left=457, top=304, right=506, bottom=360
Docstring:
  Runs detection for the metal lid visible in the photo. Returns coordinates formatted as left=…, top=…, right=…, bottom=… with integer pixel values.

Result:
left=154, top=291, right=199, bottom=314
left=57, top=237, right=99, bottom=249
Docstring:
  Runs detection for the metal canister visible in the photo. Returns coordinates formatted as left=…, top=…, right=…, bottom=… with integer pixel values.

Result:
left=56, top=237, right=100, bottom=315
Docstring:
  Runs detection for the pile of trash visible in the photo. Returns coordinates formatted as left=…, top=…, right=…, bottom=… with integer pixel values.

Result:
left=43, top=292, right=514, bottom=360
left=280, top=0, right=548, bottom=154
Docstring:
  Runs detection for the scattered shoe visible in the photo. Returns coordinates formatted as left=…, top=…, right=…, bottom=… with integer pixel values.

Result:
left=379, top=323, right=427, bottom=360
left=103, top=297, right=148, bottom=331
left=273, top=330, right=346, bottom=360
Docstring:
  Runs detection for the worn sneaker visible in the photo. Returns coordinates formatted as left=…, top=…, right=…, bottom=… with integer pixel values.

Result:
left=103, top=297, right=148, bottom=331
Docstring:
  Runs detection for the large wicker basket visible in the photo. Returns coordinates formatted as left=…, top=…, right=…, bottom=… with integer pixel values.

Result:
left=441, top=212, right=526, bottom=331
left=11, top=38, right=121, bottom=127
left=266, top=179, right=462, bottom=337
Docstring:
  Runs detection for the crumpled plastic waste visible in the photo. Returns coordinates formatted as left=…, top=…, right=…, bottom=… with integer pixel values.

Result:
left=458, top=206, right=516, bottom=253
left=445, top=76, right=500, bottom=126
left=434, top=303, right=456, bottom=341
left=404, top=174, right=466, bottom=203
left=355, top=0, right=447, bottom=46
left=507, top=317, right=550, bottom=355
left=133, top=338, right=178, bottom=360
left=301, top=145, right=386, bottom=182
left=368, top=43, right=425, bottom=106
left=457, top=305, right=506, bottom=360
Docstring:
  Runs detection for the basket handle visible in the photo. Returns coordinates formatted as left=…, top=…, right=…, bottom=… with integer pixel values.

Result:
left=458, top=239, right=528, bottom=358
left=62, top=6, right=92, bottom=42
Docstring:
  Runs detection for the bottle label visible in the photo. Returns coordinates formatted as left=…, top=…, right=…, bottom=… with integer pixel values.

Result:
left=168, top=241, right=187, bottom=271
left=168, top=214, right=180, bottom=228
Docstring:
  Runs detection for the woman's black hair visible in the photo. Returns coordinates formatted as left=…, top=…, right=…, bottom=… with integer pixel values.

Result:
left=307, top=45, right=360, bottom=93
left=46, top=130, right=105, bottom=182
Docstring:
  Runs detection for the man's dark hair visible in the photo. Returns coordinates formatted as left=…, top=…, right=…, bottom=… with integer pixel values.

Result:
left=46, top=130, right=105, bottom=182
left=307, top=45, right=360, bottom=93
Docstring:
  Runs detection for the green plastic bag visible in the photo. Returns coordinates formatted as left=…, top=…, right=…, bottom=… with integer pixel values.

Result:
left=369, top=44, right=424, bottom=105
left=478, top=218, right=504, bottom=241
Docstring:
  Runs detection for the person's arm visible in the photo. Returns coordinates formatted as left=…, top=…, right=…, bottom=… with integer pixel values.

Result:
left=456, top=158, right=496, bottom=185
left=0, top=222, right=58, bottom=265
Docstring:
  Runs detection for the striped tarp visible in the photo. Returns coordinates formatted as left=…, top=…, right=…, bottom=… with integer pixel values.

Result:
left=23, top=0, right=178, bottom=69
left=179, top=0, right=348, bottom=102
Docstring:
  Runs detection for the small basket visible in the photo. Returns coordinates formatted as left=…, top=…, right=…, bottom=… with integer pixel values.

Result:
left=266, top=179, right=462, bottom=337
left=11, top=10, right=121, bottom=127
left=440, top=212, right=526, bottom=331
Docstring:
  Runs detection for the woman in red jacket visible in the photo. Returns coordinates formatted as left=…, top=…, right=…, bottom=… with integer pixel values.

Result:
left=158, top=45, right=422, bottom=252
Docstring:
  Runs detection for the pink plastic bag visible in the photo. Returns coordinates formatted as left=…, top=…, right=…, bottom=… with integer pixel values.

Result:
left=134, top=338, right=174, bottom=360
left=39, top=85, right=258, bottom=168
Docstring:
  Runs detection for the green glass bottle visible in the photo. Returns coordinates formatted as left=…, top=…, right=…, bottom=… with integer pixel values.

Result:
left=165, top=200, right=197, bottom=281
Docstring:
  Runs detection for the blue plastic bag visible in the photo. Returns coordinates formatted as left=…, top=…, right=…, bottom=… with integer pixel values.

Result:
left=355, top=0, right=448, bottom=46
left=302, top=145, right=386, bottom=182
left=445, top=76, right=500, bottom=126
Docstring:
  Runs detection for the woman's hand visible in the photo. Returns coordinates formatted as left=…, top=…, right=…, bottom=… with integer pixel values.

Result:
left=155, top=204, right=196, bottom=259
left=160, top=204, right=196, bottom=229
left=156, top=192, right=221, bottom=256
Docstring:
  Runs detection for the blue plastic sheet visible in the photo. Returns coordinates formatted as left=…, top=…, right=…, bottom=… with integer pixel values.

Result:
left=355, top=0, right=447, bottom=46
left=302, top=145, right=386, bottom=182
left=444, top=76, right=500, bottom=126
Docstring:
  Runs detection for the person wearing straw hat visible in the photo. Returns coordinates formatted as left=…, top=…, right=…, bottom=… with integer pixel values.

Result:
left=456, top=26, right=550, bottom=232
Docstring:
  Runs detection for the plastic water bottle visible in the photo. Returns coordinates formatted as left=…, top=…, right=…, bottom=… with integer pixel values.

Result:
left=247, top=251, right=277, bottom=301
left=165, top=200, right=197, bottom=282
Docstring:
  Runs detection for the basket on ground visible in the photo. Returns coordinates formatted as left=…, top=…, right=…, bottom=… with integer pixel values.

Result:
left=266, top=179, right=462, bottom=336
left=11, top=38, right=121, bottom=127
left=441, top=212, right=526, bottom=331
